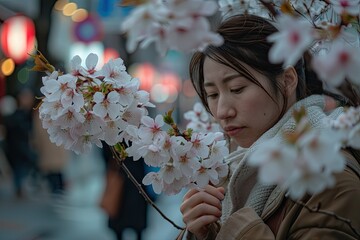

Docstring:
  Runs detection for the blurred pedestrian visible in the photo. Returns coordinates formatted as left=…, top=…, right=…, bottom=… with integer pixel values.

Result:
left=3, top=88, right=37, bottom=198
left=100, top=143, right=148, bottom=240
left=32, top=108, right=70, bottom=195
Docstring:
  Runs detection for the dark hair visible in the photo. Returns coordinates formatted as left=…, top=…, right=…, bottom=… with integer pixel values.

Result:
left=189, top=14, right=356, bottom=116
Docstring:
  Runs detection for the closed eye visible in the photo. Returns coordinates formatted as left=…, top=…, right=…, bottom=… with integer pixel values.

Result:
left=206, top=93, right=218, bottom=99
left=231, top=87, right=245, bottom=94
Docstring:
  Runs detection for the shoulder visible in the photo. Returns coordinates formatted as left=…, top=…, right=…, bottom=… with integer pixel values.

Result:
left=282, top=153, right=360, bottom=239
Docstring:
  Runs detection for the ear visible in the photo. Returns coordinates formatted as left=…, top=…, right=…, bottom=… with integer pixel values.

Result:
left=282, top=66, right=298, bottom=97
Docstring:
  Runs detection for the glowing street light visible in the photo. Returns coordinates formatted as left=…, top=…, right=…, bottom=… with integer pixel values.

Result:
left=0, top=15, right=36, bottom=64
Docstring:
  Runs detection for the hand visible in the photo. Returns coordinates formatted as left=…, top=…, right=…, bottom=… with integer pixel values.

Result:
left=324, top=95, right=340, bottom=112
left=180, top=185, right=225, bottom=239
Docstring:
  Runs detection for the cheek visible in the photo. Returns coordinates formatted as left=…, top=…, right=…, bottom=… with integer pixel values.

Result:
left=208, top=102, right=217, bottom=117
left=251, top=96, right=279, bottom=120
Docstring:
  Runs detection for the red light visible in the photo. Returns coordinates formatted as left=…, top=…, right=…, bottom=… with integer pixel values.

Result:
left=1, top=15, right=36, bottom=64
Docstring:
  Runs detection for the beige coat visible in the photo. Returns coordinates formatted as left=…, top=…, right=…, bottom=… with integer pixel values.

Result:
left=32, top=112, right=70, bottom=173
left=184, top=152, right=360, bottom=240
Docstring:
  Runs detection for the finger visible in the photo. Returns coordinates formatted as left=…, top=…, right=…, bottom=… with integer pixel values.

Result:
left=183, top=185, right=225, bottom=201
left=217, top=186, right=225, bottom=195
left=180, top=191, right=222, bottom=214
left=324, top=95, right=339, bottom=112
left=182, top=202, right=222, bottom=224
left=186, top=215, right=220, bottom=235
left=203, top=185, right=225, bottom=200
left=183, top=188, right=201, bottom=201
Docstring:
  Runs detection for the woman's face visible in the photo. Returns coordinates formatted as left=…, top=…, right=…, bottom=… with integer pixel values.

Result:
left=203, top=57, right=283, bottom=148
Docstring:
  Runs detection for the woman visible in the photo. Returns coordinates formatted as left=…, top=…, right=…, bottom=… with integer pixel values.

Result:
left=180, top=14, right=360, bottom=239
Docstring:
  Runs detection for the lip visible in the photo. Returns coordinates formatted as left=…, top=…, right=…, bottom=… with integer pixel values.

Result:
left=223, top=126, right=245, bottom=136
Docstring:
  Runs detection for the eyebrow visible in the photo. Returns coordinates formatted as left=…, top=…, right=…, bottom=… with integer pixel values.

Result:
left=204, top=74, right=243, bottom=87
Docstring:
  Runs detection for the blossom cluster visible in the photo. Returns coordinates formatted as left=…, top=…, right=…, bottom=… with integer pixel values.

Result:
left=221, top=0, right=360, bottom=87
left=38, top=53, right=153, bottom=154
left=123, top=0, right=360, bottom=88
left=330, top=106, right=360, bottom=149
left=127, top=114, right=229, bottom=195
left=120, top=0, right=224, bottom=55
left=248, top=111, right=346, bottom=199
left=37, top=53, right=229, bottom=195
left=184, top=102, right=222, bottom=133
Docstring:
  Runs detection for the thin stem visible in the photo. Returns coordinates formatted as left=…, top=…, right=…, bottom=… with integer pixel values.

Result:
left=294, top=200, right=360, bottom=237
left=109, top=146, right=185, bottom=230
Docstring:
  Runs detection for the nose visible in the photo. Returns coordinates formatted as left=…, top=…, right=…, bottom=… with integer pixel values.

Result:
left=216, top=95, right=236, bottom=120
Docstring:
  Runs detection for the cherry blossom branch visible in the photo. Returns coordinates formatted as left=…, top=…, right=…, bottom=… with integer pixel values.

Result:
left=259, top=0, right=278, bottom=17
left=109, top=146, right=185, bottom=230
left=294, top=199, right=360, bottom=237
left=338, top=80, right=360, bottom=107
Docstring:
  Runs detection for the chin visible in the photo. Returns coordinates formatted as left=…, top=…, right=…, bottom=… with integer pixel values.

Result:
left=235, top=140, right=252, bottom=149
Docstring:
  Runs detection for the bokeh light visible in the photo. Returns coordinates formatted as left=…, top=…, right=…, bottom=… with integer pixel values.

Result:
left=103, top=48, right=119, bottom=63
left=54, top=0, right=69, bottom=11
left=1, top=58, right=15, bottom=76
left=72, top=8, right=88, bottom=22
left=17, top=67, right=29, bottom=84
left=150, top=84, right=169, bottom=103
left=63, top=2, right=77, bottom=16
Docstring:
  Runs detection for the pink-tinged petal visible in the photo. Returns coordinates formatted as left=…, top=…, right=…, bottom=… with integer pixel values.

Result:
left=198, top=1, right=218, bottom=16
left=86, top=53, right=98, bottom=70
left=349, top=124, right=360, bottom=148
left=70, top=55, right=81, bottom=69
left=196, top=172, right=210, bottom=188
left=44, top=79, right=60, bottom=93
left=141, top=116, right=155, bottom=127
left=154, top=114, right=164, bottom=126
left=107, top=91, right=120, bottom=103
left=93, top=92, right=105, bottom=103
left=142, top=172, right=156, bottom=185
left=108, top=104, right=122, bottom=120
left=93, top=104, right=107, bottom=118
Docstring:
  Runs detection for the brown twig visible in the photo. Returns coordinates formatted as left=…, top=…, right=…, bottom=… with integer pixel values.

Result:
left=337, top=80, right=360, bottom=107
left=109, top=146, right=185, bottom=230
left=259, top=0, right=278, bottom=17
left=294, top=200, right=360, bottom=237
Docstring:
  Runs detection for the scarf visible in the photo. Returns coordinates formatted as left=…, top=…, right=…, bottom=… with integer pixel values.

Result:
left=220, top=95, right=344, bottom=222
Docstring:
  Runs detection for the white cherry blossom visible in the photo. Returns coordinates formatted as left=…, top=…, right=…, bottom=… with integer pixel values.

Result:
left=121, top=2, right=168, bottom=53
left=248, top=124, right=346, bottom=200
left=188, top=132, right=214, bottom=158
left=248, top=140, right=298, bottom=185
left=298, top=129, right=345, bottom=173
left=70, top=55, right=85, bottom=77
left=166, top=17, right=223, bottom=53
left=268, top=14, right=315, bottom=67
left=184, top=102, right=209, bottom=122
left=39, top=99, right=65, bottom=120
left=93, top=91, right=122, bottom=120
left=142, top=172, right=164, bottom=194
left=159, top=163, right=183, bottom=185
left=185, top=102, right=221, bottom=133
left=99, top=58, right=132, bottom=85
left=312, top=39, right=360, bottom=86
left=330, top=106, right=360, bottom=149
left=54, top=106, right=85, bottom=129
left=79, top=53, right=99, bottom=77
left=330, top=0, right=360, bottom=16
left=348, top=124, right=360, bottom=148
left=102, top=118, right=126, bottom=146
left=194, top=163, right=219, bottom=188
left=139, top=115, right=166, bottom=142
left=121, top=0, right=222, bottom=55
left=208, top=139, right=229, bottom=163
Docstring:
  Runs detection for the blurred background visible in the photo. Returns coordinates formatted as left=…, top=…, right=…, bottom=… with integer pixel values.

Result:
left=0, top=0, right=199, bottom=239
